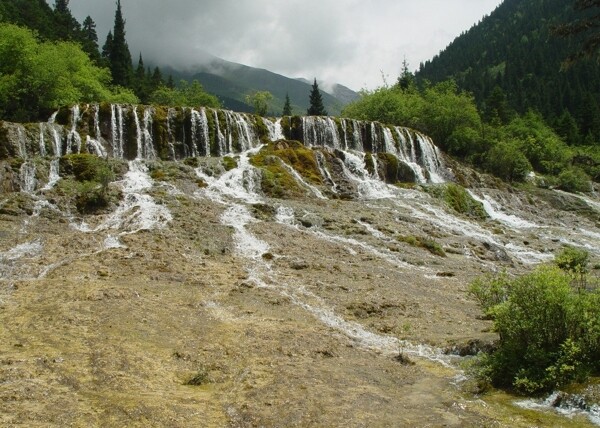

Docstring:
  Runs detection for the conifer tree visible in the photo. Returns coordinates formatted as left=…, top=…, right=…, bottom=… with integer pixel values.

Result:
left=307, top=79, right=327, bottom=116
left=53, top=0, right=81, bottom=41
left=397, top=58, right=414, bottom=91
left=282, top=92, right=292, bottom=116
left=102, top=31, right=113, bottom=64
left=107, top=0, right=133, bottom=87
left=554, top=0, right=600, bottom=65
left=81, top=16, right=101, bottom=63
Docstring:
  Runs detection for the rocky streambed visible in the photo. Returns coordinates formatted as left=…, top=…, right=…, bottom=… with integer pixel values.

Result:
left=1, top=147, right=599, bottom=426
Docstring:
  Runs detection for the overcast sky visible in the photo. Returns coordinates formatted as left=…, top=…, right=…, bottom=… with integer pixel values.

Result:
left=69, top=0, right=503, bottom=91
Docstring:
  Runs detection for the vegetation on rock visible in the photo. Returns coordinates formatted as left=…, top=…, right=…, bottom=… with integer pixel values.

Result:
left=468, top=250, right=600, bottom=394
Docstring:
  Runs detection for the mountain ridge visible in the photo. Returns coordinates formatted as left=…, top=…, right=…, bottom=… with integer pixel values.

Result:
left=161, top=56, right=359, bottom=116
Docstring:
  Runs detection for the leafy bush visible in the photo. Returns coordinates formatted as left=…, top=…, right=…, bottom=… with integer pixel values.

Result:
left=0, top=23, right=139, bottom=121
left=468, top=265, right=600, bottom=394
left=484, top=141, right=532, bottom=182
left=557, top=167, right=592, bottom=193
left=59, top=154, right=117, bottom=213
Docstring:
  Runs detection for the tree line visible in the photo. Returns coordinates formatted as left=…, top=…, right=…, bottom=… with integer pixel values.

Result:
left=0, top=0, right=220, bottom=121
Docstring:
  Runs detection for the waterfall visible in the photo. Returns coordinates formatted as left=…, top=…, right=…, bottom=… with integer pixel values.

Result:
left=303, top=116, right=341, bottom=149
left=214, top=110, right=225, bottom=156
left=189, top=108, right=202, bottom=157
left=66, top=104, right=82, bottom=155
left=111, top=104, right=124, bottom=159
left=166, top=107, right=177, bottom=160
left=19, top=162, right=37, bottom=193
left=264, top=117, right=284, bottom=141
left=8, top=103, right=453, bottom=186
left=316, top=151, right=338, bottom=193
left=133, top=106, right=156, bottom=160
left=414, top=133, right=445, bottom=183
left=17, top=127, right=27, bottom=159
left=86, top=135, right=107, bottom=157
left=38, top=124, right=47, bottom=157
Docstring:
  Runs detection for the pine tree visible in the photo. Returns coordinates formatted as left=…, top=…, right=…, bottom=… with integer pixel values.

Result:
left=108, top=0, right=133, bottom=87
left=397, top=57, right=414, bottom=91
left=81, top=16, right=101, bottom=63
left=554, top=0, right=600, bottom=66
left=102, top=31, right=113, bottom=62
left=53, top=0, right=81, bottom=41
left=307, top=79, right=327, bottom=116
left=133, top=53, right=149, bottom=102
left=282, top=92, right=292, bottom=116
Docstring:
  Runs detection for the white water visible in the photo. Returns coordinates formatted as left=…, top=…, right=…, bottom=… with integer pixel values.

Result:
left=19, top=162, right=37, bottom=193
left=468, top=190, right=538, bottom=229
left=42, top=159, right=60, bottom=190
left=38, top=123, right=47, bottom=157
left=516, top=391, right=600, bottom=426
left=66, top=105, right=82, bottom=154
left=133, top=107, right=156, bottom=160
left=340, top=150, right=395, bottom=199
left=84, top=160, right=172, bottom=234
left=0, top=240, right=43, bottom=280
left=277, top=160, right=327, bottom=200
left=111, top=104, right=124, bottom=159
left=195, top=147, right=264, bottom=205
left=264, top=117, right=285, bottom=141
left=86, top=135, right=108, bottom=157
left=315, top=151, right=338, bottom=193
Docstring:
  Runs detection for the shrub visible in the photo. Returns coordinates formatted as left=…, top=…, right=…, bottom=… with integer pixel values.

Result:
left=557, top=167, right=592, bottom=193
left=468, top=265, right=600, bottom=394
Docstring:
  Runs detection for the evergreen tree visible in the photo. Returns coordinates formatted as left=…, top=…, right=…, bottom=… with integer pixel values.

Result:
left=53, top=0, right=81, bottom=41
left=307, top=79, right=327, bottom=116
left=397, top=57, right=414, bottom=91
left=102, top=31, right=113, bottom=65
left=133, top=53, right=149, bottom=102
left=282, top=92, right=292, bottom=116
left=108, top=0, right=133, bottom=87
left=554, top=0, right=600, bottom=66
left=81, top=16, right=101, bottom=63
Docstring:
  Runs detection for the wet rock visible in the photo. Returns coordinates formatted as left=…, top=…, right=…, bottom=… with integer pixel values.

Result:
left=290, top=259, right=309, bottom=270
left=444, top=339, right=497, bottom=356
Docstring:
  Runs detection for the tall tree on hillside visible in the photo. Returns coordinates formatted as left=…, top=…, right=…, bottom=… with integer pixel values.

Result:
left=397, top=57, right=414, bottom=91
left=282, top=92, right=292, bottom=116
left=101, top=31, right=113, bottom=64
left=53, top=0, right=81, bottom=41
left=81, top=16, right=101, bottom=63
left=554, top=0, right=600, bottom=66
left=107, top=0, right=133, bottom=87
left=307, top=79, right=327, bottom=116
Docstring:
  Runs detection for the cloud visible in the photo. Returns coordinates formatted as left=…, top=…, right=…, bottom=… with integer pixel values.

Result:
left=69, top=0, right=502, bottom=90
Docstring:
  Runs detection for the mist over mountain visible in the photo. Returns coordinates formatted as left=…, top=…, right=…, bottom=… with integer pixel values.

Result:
left=161, top=57, right=359, bottom=116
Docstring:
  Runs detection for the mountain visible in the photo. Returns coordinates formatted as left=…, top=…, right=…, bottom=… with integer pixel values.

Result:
left=162, top=57, right=359, bottom=116
left=416, top=0, right=600, bottom=144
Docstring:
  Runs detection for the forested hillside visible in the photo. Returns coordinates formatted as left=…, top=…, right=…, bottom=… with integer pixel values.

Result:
left=417, top=0, right=600, bottom=146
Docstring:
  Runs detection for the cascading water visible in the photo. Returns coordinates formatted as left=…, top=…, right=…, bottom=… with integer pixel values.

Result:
left=19, top=162, right=37, bottom=193
left=111, top=104, right=124, bottom=159
left=66, top=104, right=82, bottom=155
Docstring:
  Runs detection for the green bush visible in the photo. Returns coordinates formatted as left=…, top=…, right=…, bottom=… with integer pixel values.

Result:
left=557, top=167, right=592, bottom=193
left=468, top=265, right=600, bottom=394
left=484, top=141, right=532, bottom=182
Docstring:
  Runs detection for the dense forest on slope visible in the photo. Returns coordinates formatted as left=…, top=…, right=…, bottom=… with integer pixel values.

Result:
left=417, top=0, right=600, bottom=146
